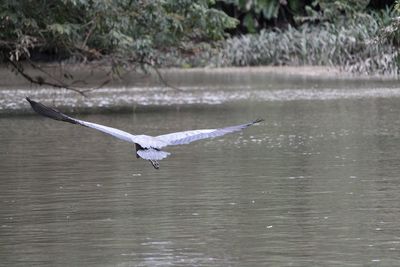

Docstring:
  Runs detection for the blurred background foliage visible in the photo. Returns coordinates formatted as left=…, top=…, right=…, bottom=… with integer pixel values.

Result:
left=0, top=0, right=399, bottom=79
left=213, top=0, right=400, bottom=75
left=0, top=0, right=237, bottom=63
left=216, top=0, right=389, bottom=33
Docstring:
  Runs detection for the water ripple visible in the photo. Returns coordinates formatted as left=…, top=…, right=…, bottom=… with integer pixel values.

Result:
left=2, top=86, right=400, bottom=113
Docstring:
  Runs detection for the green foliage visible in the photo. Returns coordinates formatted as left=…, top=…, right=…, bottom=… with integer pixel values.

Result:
left=0, top=0, right=399, bottom=79
left=0, top=0, right=238, bottom=65
left=374, top=0, right=400, bottom=54
left=296, top=0, right=371, bottom=24
left=218, top=8, right=399, bottom=75
left=312, top=0, right=370, bottom=14
left=219, top=0, right=291, bottom=32
left=218, top=0, right=380, bottom=33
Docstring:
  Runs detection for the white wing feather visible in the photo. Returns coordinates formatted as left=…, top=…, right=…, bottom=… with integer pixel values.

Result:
left=156, top=119, right=263, bottom=147
left=72, top=120, right=167, bottom=148
left=155, top=129, right=215, bottom=145
left=76, top=120, right=135, bottom=143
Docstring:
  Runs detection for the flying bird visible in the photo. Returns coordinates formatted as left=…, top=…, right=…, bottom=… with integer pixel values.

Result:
left=26, top=97, right=263, bottom=169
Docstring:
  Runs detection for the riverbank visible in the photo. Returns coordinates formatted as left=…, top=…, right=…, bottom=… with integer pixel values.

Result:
left=0, top=65, right=344, bottom=88
left=1, top=65, right=398, bottom=115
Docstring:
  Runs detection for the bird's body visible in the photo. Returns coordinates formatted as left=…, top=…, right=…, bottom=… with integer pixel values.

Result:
left=26, top=97, right=263, bottom=169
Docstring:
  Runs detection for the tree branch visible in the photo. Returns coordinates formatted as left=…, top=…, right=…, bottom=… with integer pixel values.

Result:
left=136, top=58, right=182, bottom=91
left=7, top=59, right=87, bottom=96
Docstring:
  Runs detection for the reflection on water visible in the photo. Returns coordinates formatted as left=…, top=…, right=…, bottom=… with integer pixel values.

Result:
left=1, top=71, right=400, bottom=113
left=2, top=86, right=400, bottom=266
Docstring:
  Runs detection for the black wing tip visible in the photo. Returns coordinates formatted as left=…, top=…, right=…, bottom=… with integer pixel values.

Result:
left=26, top=97, right=41, bottom=111
left=25, top=97, right=77, bottom=124
left=253, top=118, right=264, bottom=124
left=26, top=97, right=41, bottom=109
left=26, top=97, right=34, bottom=105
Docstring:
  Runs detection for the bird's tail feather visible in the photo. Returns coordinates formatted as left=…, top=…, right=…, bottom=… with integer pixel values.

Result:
left=137, top=148, right=170, bottom=160
left=26, top=97, right=77, bottom=125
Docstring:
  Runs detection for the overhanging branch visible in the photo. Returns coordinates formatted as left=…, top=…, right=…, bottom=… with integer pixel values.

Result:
left=7, top=58, right=87, bottom=96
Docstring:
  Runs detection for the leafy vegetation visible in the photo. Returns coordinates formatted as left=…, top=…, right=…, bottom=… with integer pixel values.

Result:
left=160, top=1, right=399, bottom=76
left=0, top=0, right=399, bottom=89
left=0, top=0, right=237, bottom=92
left=216, top=0, right=372, bottom=33
left=378, top=0, right=400, bottom=44
left=218, top=8, right=399, bottom=75
left=1, top=0, right=237, bottom=61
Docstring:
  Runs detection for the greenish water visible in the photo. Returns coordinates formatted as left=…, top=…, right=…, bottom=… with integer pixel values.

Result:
left=2, top=78, right=400, bottom=266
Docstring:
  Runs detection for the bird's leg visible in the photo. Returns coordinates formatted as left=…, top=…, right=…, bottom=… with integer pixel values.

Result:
left=149, top=160, right=160, bottom=169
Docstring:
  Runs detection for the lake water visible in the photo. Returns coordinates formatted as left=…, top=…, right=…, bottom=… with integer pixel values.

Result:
left=1, top=73, right=400, bottom=266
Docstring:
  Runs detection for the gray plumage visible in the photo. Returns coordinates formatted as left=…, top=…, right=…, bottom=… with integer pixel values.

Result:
left=26, top=97, right=263, bottom=169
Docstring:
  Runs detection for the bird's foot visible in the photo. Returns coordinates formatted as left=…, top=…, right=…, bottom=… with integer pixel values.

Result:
left=149, top=160, right=160, bottom=169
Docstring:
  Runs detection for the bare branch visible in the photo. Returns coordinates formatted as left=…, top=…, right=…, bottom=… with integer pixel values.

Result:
left=81, top=16, right=97, bottom=50
left=132, top=58, right=182, bottom=91
left=150, top=65, right=182, bottom=91
left=7, top=59, right=87, bottom=96
left=81, top=78, right=112, bottom=94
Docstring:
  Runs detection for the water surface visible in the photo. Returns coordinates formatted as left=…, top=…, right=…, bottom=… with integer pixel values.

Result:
left=1, top=76, right=400, bottom=266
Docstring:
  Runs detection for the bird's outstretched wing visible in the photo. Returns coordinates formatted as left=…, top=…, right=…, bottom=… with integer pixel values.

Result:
left=156, top=119, right=264, bottom=146
left=26, top=97, right=135, bottom=143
